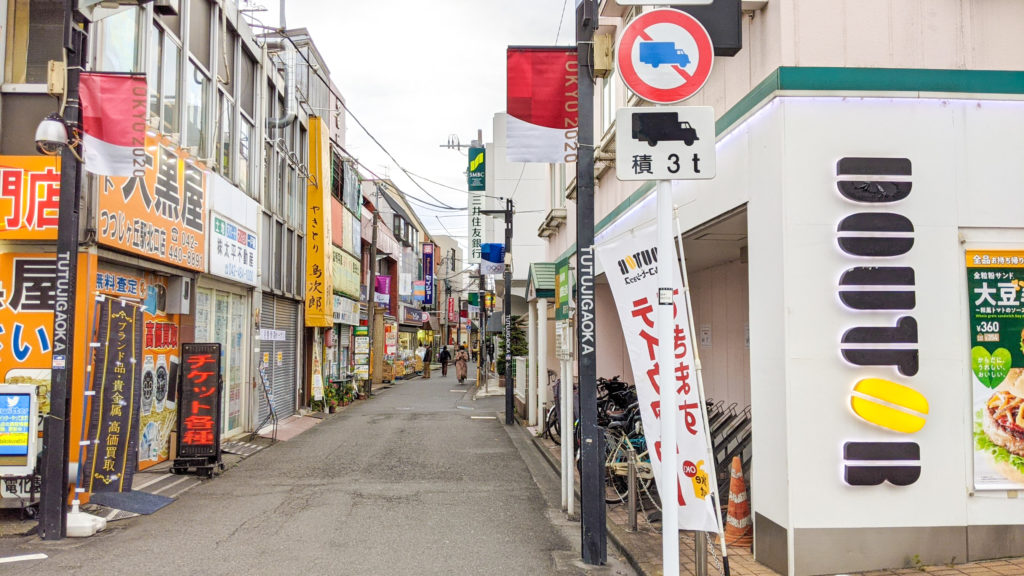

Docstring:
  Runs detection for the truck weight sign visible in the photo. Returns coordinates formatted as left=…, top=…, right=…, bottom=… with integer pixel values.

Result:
left=615, top=106, right=716, bottom=181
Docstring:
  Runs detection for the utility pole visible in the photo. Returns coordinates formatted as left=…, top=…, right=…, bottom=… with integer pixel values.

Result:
left=40, top=0, right=85, bottom=540
left=366, top=183, right=382, bottom=397
left=576, top=0, right=605, bottom=564
left=481, top=198, right=513, bottom=425
left=477, top=270, right=485, bottom=388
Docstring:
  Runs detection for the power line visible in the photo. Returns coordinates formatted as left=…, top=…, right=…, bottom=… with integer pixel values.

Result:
left=265, top=33, right=467, bottom=213
left=404, top=169, right=505, bottom=201
left=336, top=98, right=466, bottom=210
left=555, top=0, right=570, bottom=43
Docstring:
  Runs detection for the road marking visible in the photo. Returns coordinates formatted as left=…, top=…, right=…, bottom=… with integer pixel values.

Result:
left=133, top=473, right=173, bottom=491
left=149, top=476, right=191, bottom=495
left=449, top=390, right=463, bottom=393
left=0, top=554, right=47, bottom=564
left=470, top=416, right=497, bottom=420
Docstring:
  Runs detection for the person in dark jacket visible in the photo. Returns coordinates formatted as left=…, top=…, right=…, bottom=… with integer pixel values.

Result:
left=422, top=346, right=433, bottom=379
left=438, top=346, right=451, bottom=377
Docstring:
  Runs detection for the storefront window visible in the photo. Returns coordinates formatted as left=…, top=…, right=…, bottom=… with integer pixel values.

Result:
left=217, top=90, right=234, bottom=177
left=186, top=60, right=209, bottom=156
left=195, top=287, right=247, bottom=437
left=98, top=7, right=140, bottom=73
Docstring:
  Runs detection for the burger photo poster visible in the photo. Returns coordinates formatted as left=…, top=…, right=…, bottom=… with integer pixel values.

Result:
left=968, top=250, right=1024, bottom=489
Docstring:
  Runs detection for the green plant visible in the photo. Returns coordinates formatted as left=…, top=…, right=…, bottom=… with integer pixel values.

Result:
left=910, top=554, right=925, bottom=572
left=496, top=315, right=528, bottom=376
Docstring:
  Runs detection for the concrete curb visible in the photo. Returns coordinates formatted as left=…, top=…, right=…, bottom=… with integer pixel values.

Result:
left=528, top=432, right=651, bottom=576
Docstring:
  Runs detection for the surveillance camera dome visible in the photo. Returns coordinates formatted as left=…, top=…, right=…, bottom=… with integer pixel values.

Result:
left=35, top=113, right=67, bottom=156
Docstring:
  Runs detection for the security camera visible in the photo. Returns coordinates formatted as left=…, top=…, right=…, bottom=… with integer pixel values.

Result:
left=35, top=113, right=68, bottom=156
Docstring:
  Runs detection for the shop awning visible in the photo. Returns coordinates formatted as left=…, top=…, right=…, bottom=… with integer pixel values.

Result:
left=425, top=315, right=440, bottom=331
left=526, top=262, right=556, bottom=301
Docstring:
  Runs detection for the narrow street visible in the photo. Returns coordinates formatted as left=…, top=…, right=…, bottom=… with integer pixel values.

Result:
left=1, top=366, right=634, bottom=575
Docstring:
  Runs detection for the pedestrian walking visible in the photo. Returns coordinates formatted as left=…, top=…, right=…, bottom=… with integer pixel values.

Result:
left=486, top=340, right=495, bottom=366
left=422, top=346, right=432, bottom=379
left=438, top=345, right=451, bottom=377
left=455, top=346, right=469, bottom=384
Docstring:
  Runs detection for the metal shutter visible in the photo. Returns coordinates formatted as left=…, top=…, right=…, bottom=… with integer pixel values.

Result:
left=273, top=297, right=299, bottom=418
left=257, top=294, right=300, bottom=425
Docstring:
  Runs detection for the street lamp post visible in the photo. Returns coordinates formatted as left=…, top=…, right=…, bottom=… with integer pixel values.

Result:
left=480, top=198, right=513, bottom=425
left=38, top=0, right=86, bottom=540
left=575, top=0, right=605, bottom=564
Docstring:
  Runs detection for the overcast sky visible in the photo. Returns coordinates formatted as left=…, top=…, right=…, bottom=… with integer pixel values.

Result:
left=244, top=1, right=577, bottom=244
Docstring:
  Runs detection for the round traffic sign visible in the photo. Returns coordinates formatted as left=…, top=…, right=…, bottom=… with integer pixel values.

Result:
left=615, top=9, right=714, bottom=104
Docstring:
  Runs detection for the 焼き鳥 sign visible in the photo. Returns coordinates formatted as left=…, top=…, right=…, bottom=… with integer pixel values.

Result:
left=177, top=343, right=222, bottom=458
left=83, top=298, right=144, bottom=493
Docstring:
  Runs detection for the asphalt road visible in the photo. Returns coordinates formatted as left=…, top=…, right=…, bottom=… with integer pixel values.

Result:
left=1, top=366, right=635, bottom=575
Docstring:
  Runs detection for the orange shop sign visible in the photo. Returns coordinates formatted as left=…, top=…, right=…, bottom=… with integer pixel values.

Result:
left=97, top=133, right=207, bottom=271
left=0, top=156, right=61, bottom=240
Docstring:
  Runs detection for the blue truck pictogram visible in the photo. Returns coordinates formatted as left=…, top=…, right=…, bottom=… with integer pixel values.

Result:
left=638, top=42, right=690, bottom=68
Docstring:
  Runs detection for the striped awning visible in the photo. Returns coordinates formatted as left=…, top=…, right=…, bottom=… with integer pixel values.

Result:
left=526, top=263, right=556, bottom=301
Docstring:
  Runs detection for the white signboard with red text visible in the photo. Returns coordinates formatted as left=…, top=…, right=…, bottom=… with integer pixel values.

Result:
left=615, top=9, right=714, bottom=104
left=595, top=221, right=719, bottom=533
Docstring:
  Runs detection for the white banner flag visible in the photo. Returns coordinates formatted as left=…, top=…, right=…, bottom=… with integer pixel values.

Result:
left=594, top=222, right=719, bottom=533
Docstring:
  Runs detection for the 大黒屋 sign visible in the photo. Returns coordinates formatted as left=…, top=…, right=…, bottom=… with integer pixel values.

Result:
left=98, top=133, right=207, bottom=271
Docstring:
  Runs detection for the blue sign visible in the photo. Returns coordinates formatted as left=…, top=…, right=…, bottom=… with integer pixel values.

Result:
left=0, top=392, right=31, bottom=457
left=422, top=243, right=434, bottom=306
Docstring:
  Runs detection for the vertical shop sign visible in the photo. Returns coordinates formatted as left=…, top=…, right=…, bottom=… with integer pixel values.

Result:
left=967, top=250, right=1024, bottom=489
left=469, top=190, right=483, bottom=264
left=83, top=298, right=143, bottom=492
left=468, top=147, right=485, bottom=191
left=305, top=117, right=333, bottom=327
left=98, top=134, right=207, bottom=270
left=0, top=156, right=61, bottom=240
left=423, top=243, right=435, bottom=305
left=594, top=222, right=719, bottom=532
left=556, top=258, right=571, bottom=321
left=177, top=343, right=222, bottom=458
left=448, top=297, right=456, bottom=323
left=354, top=326, right=369, bottom=379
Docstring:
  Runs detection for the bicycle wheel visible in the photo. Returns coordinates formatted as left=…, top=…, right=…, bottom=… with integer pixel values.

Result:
left=544, top=405, right=560, bottom=445
left=604, top=431, right=631, bottom=504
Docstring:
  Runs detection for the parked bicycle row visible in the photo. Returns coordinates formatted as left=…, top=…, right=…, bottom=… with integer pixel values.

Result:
left=541, top=374, right=752, bottom=514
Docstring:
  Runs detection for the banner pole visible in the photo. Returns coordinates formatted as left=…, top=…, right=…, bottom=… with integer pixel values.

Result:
left=674, top=208, right=730, bottom=576
left=657, top=180, right=680, bottom=576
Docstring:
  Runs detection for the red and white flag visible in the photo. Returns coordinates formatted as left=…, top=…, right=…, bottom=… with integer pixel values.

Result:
left=80, top=73, right=148, bottom=177
left=506, top=48, right=577, bottom=163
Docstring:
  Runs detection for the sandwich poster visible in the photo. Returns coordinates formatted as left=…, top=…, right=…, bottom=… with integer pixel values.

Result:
left=968, top=250, right=1024, bottom=489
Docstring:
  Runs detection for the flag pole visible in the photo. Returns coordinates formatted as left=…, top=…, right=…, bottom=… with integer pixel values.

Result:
left=675, top=207, right=730, bottom=576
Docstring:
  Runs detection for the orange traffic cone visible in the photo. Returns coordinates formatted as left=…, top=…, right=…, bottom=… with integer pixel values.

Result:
left=719, top=456, right=753, bottom=548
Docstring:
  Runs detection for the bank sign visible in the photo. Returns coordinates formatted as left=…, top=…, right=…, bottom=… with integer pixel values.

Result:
left=209, top=212, right=257, bottom=287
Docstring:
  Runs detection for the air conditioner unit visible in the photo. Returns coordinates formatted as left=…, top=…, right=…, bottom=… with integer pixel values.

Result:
left=166, top=276, right=192, bottom=314
left=154, top=0, right=179, bottom=15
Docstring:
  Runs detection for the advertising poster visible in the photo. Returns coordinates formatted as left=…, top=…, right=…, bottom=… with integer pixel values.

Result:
left=0, top=385, right=35, bottom=475
left=968, top=250, right=1024, bottom=489
left=82, top=298, right=143, bottom=492
left=594, top=222, right=719, bottom=532
left=354, top=326, right=369, bottom=380
left=0, top=156, right=61, bottom=240
left=96, top=264, right=180, bottom=470
left=98, top=132, right=207, bottom=271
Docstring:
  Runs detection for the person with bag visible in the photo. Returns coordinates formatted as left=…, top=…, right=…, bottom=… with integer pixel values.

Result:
left=438, top=345, right=451, bottom=377
left=454, top=346, right=469, bottom=384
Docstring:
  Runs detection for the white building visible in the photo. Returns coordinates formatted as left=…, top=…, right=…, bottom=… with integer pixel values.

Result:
left=540, top=1, right=1024, bottom=575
